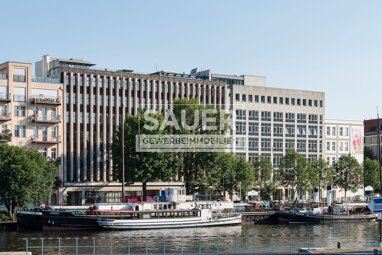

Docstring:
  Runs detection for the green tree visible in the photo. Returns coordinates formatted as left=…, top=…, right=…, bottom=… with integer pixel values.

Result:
left=364, top=146, right=377, bottom=160
left=112, top=112, right=178, bottom=201
left=333, top=154, right=363, bottom=198
left=363, top=157, right=380, bottom=192
left=0, top=145, right=56, bottom=220
left=310, top=158, right=333, bottom=200
left=253, top=157, right=275, bottom=200
left=171, top=98, right=231, bottom=194
left=279, top=150, right=314, bottom=200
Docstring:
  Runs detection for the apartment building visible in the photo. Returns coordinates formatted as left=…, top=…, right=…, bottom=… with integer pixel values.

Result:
left=0, top=61, right=63, bottom=204
left=36, top=55, right=228, bottom=205
left=323, top=119, right=364, bottom=201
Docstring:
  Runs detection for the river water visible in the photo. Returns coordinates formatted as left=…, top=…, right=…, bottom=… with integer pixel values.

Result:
left=0, top=222, right=380, bottom=254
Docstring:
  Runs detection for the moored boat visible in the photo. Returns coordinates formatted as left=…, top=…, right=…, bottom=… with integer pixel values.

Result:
left=277, top=203, right=377, bottom=224
left=97, top=208, right=242, bottom=230
left=16, top=210, right=43, bottom=230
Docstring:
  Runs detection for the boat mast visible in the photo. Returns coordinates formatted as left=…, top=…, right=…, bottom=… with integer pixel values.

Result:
left=377, top=108, right=382, bottom=246
left=121, top=74, right=125, bottom=203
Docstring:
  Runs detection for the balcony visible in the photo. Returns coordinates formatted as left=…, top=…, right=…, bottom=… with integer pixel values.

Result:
left=0, top=93, right=11, bottom=102
left=0, top=133, right=11, bottom=143
left=32, top=77, right=60, bottom=84
left=30, top=115, right=61, bottom=124
left=30, top=96, right=61, bottom=105
left=31, top=136, right=61, bottom=144
left=0, top=113, right=11, bottom=121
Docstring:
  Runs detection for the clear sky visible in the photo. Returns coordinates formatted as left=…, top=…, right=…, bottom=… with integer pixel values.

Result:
left=1, top=0, right=381, bottom=121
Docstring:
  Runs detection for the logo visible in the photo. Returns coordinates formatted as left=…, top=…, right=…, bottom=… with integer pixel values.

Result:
left=136, top=105, right=235, bottom=152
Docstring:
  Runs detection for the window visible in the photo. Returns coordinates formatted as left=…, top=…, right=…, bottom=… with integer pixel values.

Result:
left=51, top=127, right=57, bottom=138
left=242, top=94, right=246, bottom=102
left=285, top=98, right=289, bottom=105
left=326, top=141, right=330, bottom=151
left=33, top=126, right=38, bottom=137
left=279, top=97, right=284, bottom=104
left=248, top=138, right=258, bottom=151
left=1, top=105, right=7, bottom=115
left=42, top=127, right=47, bottom=138
left=51, top=108, right=56, bottom=118
left=13, top=67, right=26, bottom=82
left=261, top=111, right=271, bottom=121
left=332, top=141, right=336, bottom=151
left=42, top=148, right=47, bottom=157
left=331, top=127, right=336, bottom=136
left=261, top=123, right=271, bottom=136
left=14, top=87, right=26, bottom=102
left=286, top=113, right=295, bottom=122
left=273, top=112, right=283, bottom=122
left=291, top=98, right=295, bottom=105
left=14, top=125, right=20, bottom=137
left=236, top=109, right=246, bottom=120
left=339, top=127, right=343, bottom=136
left=273, top=97, right=278, bottom=104
left=235, top=122, right=246, bottom=135
left=51, top=148, right=57, bottom=159
left=248, top=123, right=258, bottom=135
left=14, top=106, right=26, bottom=117
left=303, top=99, right=307, bottom=106
left=261, top=96, right=265, bottom=103
left=248, top=95, right=253, bottom=102
left=33, top=106, right=38, bottom=116
left=235, top=94, right=240, bottom=101
left=255, top=95, right=259, bottom=103
left=326, top=127, right=330, bottom=136
left=248, top=110, right=258, bottom=121
left=267, top=96, right=271, bottom=104
left=345, top=127, right=349, bottom=136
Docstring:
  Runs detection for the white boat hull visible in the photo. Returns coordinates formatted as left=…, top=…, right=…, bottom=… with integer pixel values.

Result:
left=97, top=215, right=242, bottom=230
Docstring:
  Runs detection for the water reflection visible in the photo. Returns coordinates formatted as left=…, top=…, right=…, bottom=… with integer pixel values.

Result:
left=1, top=222, right=380, bottom=254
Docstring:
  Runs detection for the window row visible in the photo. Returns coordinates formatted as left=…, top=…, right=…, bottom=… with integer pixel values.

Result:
left=235, top=93, right=324, bottom=108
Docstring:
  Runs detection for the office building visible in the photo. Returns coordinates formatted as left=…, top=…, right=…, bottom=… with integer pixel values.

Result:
left=36, top=55, right=228, bottom=205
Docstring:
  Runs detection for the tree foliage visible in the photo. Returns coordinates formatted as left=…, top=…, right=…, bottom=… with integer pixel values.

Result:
left=364, top=146, right=377, bottom=160
left=363, top=157, right=380, bottom=192
left=310, top=158, right=333, bottom=198
left=112, top=112, right=178, bottom=200
left=279, top=150, right=314, bottom=199
left=0, top=145, right=56, bottom=220
left=333, top=154, right=363, bottom=198
left=112, top=99, right=256, bottom=200
left=253, top=157, right=275, bottom=200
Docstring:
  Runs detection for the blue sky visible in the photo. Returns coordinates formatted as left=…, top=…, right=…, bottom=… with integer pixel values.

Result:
left=1, top=0, right=382, bottom=121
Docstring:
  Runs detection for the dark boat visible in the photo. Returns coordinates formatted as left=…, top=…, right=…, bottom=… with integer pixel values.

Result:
left=42, top=210, right=103, bottom=231
left=277, top=204, right=377, bottom=224
left=17, top=210, right=43, bottom=230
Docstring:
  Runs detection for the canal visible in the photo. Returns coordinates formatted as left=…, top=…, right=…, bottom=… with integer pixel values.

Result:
left=0, top=222, right=380, bottom=254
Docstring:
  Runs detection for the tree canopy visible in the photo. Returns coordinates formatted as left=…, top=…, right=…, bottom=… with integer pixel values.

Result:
left=333, top=154, right=363, bottom=198
left=253, top=157, right=275, bottom=200
left=112, top=99, right=256, bottom=200
left=0, top=145, right=56, bottom=220
left=363, top=157, right=380, bottom=192
left=278, top=150, right=314, bottom=199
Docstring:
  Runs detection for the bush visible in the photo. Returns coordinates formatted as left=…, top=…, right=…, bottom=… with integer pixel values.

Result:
left=0, top=213, right=10, bottom=222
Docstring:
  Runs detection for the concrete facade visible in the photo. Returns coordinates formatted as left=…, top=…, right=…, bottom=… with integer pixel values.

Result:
left=36, top=56, right=228, bottom=205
